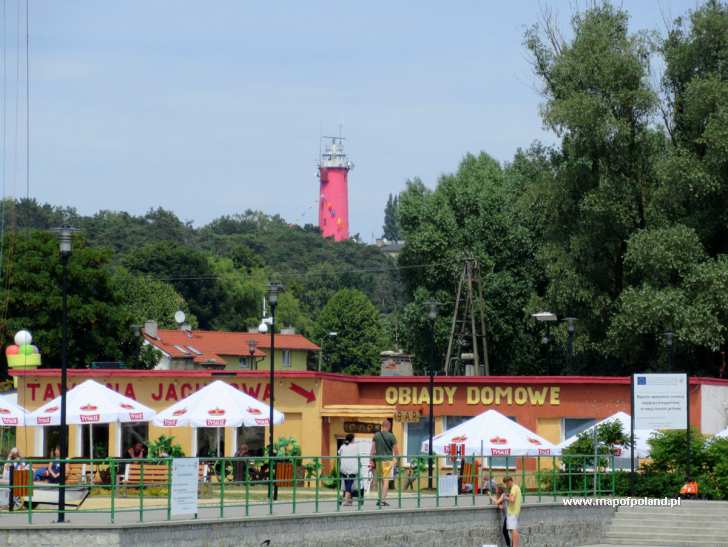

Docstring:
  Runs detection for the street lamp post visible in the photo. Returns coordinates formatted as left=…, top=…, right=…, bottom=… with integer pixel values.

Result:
left=317, top=332, right=338, bottom=372
left=665, top=331, right=674, bottom=371
left=266, top=282, right=283, bottom=500
left=54, top=225, right=76, bottom=523
left=247, top=339, right=257, bottom=370
left=565, top=317, right=577, bottom=359
left=424, top=299, right=439, bottom=490
left=532, top=312, right=557, bottom=374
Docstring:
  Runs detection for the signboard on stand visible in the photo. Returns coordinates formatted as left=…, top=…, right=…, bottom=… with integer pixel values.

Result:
left=633, top=373, right=688, bottom=429
left=170, top=458, right=199, bottom=516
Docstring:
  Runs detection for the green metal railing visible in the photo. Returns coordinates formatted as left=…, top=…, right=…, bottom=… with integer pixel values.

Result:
left=0, top=453, right=617, bottom=524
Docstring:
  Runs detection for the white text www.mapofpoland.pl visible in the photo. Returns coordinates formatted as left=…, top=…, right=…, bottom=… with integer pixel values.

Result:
left=562, top=497, right=681, bottom=508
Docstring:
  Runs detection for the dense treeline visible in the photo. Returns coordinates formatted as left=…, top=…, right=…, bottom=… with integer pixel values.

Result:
left=396, top=1, right=728, bottom=377
left=0, top=202, right=400, bottom=371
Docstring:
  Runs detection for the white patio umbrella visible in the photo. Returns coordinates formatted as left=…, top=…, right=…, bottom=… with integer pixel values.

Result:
left=152, top=380, right=285, bottom=456
left=556, top=411, right=655, bottom=458
left=0, top=396, right=26, bottom=426
left=421, top=409, right=560, bottom=457
left=715, top=426, right=728, bottom=439
left=28, top=379, right=156, bottom=463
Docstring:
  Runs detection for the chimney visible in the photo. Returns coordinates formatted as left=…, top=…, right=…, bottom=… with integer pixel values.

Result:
left=144, top=320, right=158, bottom=339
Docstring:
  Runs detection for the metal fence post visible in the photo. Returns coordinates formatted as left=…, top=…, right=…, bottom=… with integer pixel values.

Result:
left=520, top=456, right=526, bottom=503
left=111, top=459, right=117, bottom=523
left=292, top=456, right=297, bottom=514
left=397, top=455, right=403, bottom=509
left=139, top=460, right=145, bottom=523
left=166, top=458, right=172, bottom=522
left=220, top=457, right=226, bottom=518
left=244, top=461, right=250, bottom=517
left=314, top=456, right=320, bottom=514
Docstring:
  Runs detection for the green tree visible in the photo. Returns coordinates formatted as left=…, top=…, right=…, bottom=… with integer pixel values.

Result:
left=656, top=0, right=728, bottom=256
left=397, top=154, right=542, bottom=374
left=524, top=3, right=664, bottom=372
left=111, top=268, right=197, bottom=329
left=382, top=193, right=401, bottom=241
left=123, top=243, right=226, bottom=329
left=0, top=231, right=140, bottom=369
left=315, top=289, right=384, bottom=375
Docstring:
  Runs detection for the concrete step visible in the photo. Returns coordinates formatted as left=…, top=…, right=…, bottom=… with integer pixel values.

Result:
left=617, top=506, right=728, bottom=516
left=609, top=524, right=728, bottom=535
left=611, top=515, right=728, bottom=527
left=596, top=539, right=728, bottom=547
left=604, top=531, right=728, bottom=545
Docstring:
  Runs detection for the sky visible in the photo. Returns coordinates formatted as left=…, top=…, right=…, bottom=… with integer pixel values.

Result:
left=1, top=0, right=700, bottom=242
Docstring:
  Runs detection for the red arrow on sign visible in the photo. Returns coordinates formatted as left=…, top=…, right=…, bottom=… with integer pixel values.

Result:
left=289, top=383, right=316, bottom=403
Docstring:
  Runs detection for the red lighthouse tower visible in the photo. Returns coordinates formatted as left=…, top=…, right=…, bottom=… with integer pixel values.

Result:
left=318, top=137, right=353, bottom=241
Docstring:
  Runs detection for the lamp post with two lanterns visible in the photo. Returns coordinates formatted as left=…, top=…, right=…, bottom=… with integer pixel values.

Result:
left=259, top=282, right=283, bottom=499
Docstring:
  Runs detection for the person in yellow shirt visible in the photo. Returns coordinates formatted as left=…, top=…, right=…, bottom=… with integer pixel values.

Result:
left=504, top=476, right=522, bottom=547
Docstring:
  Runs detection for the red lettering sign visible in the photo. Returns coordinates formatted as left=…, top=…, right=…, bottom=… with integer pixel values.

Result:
left=80, top=414, right=100, bottom=423
left=163, top=419, right=177, bottom=427
left=128, top=412, right=143, bottom=421
left=37, top=416, right=51, bottom=425
left=490, top=448, right=511, bottom=456
left=206, top=419, right=226, bottom=426
left=255, top=418, right=269, bottom=425
left=124, top=383, right=136, bottom=400
left=165, top=384, right=178, bottom=401
left=28, top=383, right=39, bottom=401
left=1, top=417, right=18, bottom=425
left=152, top=383, right=164, bottom=401
left=537, top=448, right=551, bottom=455
left=180, top=383, right=193, bottom=398
left=43, top=384, right=55, bottom=401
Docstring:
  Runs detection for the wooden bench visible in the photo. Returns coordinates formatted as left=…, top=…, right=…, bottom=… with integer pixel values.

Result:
left=122, top=462, right=209, bottom=496
left=14, top=463, right=91, bottom=508
left=460, top=460, right=481, bottom=493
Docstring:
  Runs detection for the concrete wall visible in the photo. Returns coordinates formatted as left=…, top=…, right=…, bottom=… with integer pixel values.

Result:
left=1, top=503, right=614, bottom=547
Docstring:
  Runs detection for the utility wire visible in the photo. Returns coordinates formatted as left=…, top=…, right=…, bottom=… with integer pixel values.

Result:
left=24, top=0, right=29, bottom=201
left=132, top=257, right=456, bottom=284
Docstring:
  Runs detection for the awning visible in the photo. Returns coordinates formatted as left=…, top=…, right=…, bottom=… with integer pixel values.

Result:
left=320, top=405, right=393, bottom=418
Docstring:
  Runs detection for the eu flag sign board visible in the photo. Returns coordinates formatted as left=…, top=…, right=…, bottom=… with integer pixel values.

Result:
left=171, top=458, right=199, bottom=516
left=633, top=373, right=688, bottom=430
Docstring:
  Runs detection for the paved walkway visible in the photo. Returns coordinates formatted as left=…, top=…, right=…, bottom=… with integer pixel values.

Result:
left=0, top=492, right=564, bottom=527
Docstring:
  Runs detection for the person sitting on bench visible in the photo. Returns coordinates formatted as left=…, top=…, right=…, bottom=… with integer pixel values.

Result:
left=33, top=447, right=61, bottom=484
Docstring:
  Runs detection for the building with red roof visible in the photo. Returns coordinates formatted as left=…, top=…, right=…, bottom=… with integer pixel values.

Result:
left=141, top=321, right=320, bottom=371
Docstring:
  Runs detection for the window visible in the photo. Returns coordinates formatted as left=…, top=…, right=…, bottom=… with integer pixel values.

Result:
left=281, top=350, right=292, bottom=368
left=121, top=423, right=148, bottom=457
left=43, top=426, right=62, bottom=458
left=197, top=428, right=224, bottom=458
left=81, top=423, right=109, bottom=459
left=239, top=357, right=251, bottom=369
left=405, top=416, right=432, bottom=461
left=445, top=416, right=471, bottom=430
left=563, top=418, right=597, bottom=441
left=236, top=427, right=265, bottom=457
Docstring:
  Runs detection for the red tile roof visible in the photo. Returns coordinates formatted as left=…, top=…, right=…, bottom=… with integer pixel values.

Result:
left=143, top=328, right=320, bottom=364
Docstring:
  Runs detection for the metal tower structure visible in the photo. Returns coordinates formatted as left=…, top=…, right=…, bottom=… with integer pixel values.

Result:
left=318, top=136, right=353, bottom=241
left=444, top=257, right=490, bottom=376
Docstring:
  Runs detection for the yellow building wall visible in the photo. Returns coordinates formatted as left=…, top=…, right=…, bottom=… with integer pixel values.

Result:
left=222, top=349, right=310, bottom=372
left=13, top=373, right=323, bottom=459
left=534, top=417, right=562, bottom=470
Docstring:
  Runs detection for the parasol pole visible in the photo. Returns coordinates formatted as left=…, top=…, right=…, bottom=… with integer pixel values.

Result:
left=89, top=424, right=94, bottom=482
